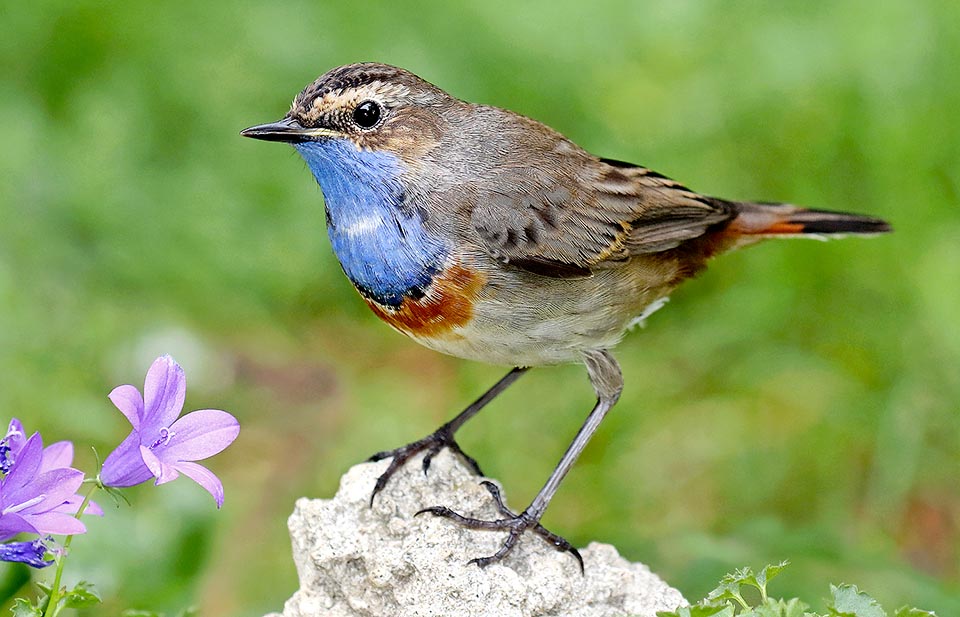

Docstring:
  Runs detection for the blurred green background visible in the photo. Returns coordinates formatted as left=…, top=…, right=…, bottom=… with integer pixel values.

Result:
left=1, top=1, right=958, bottom=615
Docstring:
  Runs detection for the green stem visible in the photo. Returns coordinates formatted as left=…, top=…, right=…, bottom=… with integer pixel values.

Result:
left=731, top=591, right=750, bottom=612
left=43, top=481, right=98, bottom=617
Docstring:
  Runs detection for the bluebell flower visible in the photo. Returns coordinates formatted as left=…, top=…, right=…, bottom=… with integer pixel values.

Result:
left=0, top=433, right=89, bottom=540
left=0, top=537, right=52, bottom=568
left=0, top=419, right=103, bottom=518
left=100, top=355, right=240, bottom=508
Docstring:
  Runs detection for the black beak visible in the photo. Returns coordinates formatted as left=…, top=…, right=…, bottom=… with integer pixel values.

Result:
left=240, top=117, right=340, bottom=143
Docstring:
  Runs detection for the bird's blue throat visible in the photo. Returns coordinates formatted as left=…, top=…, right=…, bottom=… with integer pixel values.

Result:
left=294, top=139, right=449, bottom=308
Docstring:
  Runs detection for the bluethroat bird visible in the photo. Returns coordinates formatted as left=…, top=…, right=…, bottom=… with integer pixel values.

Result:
left=242, top=63, right=890, bottom=570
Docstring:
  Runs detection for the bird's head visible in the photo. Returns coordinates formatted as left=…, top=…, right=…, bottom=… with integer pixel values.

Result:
left=242, top=64, right=460, bottom=308
left=241, top=63, right=452, bottom=163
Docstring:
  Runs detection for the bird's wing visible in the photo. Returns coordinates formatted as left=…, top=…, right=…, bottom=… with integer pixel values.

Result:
left=469, top=157, right=734, bottom=278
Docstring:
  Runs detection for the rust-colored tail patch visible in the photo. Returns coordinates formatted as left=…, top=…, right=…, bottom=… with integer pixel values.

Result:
left=727, top=202, right=891, bottom=237
left=690, top=201, right=891, bottom=262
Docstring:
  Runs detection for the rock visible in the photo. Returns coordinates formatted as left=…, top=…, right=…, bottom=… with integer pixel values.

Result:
left=265, top=449, right=686, bottom=617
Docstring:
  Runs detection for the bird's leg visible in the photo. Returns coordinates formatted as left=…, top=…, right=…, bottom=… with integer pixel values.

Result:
left=417, top=350, right=623, bottom=571
left=368, top=366, right=529, bottom=504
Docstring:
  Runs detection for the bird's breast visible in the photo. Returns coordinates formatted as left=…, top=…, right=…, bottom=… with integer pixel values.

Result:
left=295, top=139, right=452, bottom=306
left=294, top=139, right=487, bottom=340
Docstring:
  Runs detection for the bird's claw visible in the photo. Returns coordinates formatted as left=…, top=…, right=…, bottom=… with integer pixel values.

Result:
left=368, top=426, right=483, bottom=506
left=415, top=480, right=584, bottom=572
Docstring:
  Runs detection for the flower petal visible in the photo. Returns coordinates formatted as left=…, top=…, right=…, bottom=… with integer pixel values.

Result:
left=0, top=512, right=36, bottom=542
left=139, top=445, right=179, bottom=485
left=161, top=410, right=240, bottom=463
left=28, top=468, right=84, bottom=514
left=40, top=440, right=74, bottom=472
left=142, top=355, right=186, bottom=434
left=86, top=499, right=105, bottom=516
left=52, top=495, right=104, bottom=517
left=23, top=511, right=87, bottom=536
left=173, top=461, right=225, bottom=508
left=2, top=433, right=43, bottom=497
left=109, top=384, right=144, bottom=430
left=0, top=540, right=52, bottom=569
left=4, top=418, right=26, bottom=450
left=101, top=430, right=153, bottom=488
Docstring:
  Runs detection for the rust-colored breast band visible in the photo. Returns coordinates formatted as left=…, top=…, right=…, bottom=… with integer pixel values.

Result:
left=365, top=263, right=486, bottom=339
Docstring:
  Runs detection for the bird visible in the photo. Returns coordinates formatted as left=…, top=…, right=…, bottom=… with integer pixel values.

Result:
left=241, top=62, right=891, bottom=570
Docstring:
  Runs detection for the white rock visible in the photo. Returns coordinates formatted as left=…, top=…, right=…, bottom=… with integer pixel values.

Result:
left=265, top=450, right=686, bottom=617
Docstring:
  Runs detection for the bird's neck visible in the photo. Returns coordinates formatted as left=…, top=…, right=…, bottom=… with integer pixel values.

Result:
left=294, top=140, right=449, bottom=308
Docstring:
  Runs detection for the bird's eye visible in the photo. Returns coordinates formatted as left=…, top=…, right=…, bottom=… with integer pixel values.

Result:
left=353, top=100, right=382, bottom=129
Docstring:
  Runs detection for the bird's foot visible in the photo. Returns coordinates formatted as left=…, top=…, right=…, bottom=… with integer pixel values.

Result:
left=367, top=425, right=483, bottom=505
left=416, top=480, right=584, bottom=572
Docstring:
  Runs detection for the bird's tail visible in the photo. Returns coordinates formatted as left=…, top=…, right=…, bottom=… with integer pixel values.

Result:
left=727, top=201, right=892, bottom=240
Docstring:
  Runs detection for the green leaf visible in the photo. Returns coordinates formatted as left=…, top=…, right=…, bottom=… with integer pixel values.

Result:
left=10, top=598, right=43, bottom=617
left=176, top=607, right=199, bottom=617
left=744, top=561, right=784, bottom=601
left=62, top=581, right=102, bottom=609
left=657, top=605, right=736, bottom=617
left=893, top=608, right=937, bottom=617
left=681, top=563, right=931, bottom=617
left=706, top=580, right=745, bottom=605
left=757, top=561, right=790, bottom=589
left=827, top=584, right=887, bottom=617
left=725, top=566, right=759, bottom=589
left=748, top=597, right=810, bottom=617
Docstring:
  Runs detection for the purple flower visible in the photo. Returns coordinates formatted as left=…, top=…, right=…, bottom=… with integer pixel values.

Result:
left=0, top=538, right=52, bottom=568
left=0, top=433, right=88, bottom=540
left=0, top=419, right=24, bottom=473
left=100, top=355, right=240, bottom=508
left=0, top=419, right=103, bottom=519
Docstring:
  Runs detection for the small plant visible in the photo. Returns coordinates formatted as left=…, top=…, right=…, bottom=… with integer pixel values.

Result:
left=0, top=355, right=240, bottom=616
left=656, top=561, right=937, bottom=617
